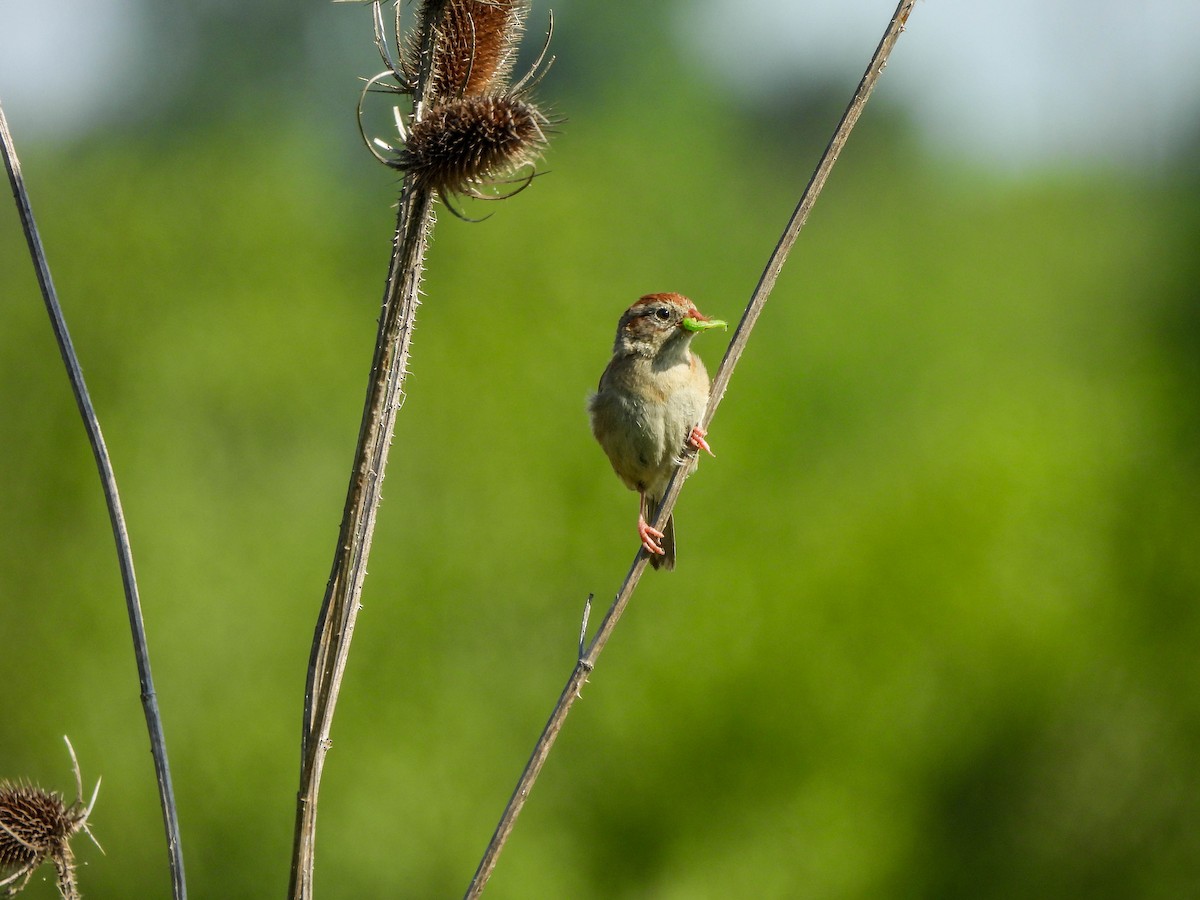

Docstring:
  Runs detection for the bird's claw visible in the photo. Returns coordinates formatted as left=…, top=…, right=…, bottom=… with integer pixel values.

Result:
left=687, top=425, right=715, bottom=457
left=637, top=515, right=666, bottom=556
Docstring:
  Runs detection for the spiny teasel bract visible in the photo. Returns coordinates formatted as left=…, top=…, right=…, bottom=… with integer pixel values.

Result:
left=0, top=739, right=100, bottom=900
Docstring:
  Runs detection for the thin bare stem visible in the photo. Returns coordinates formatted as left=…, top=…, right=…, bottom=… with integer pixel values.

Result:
left=462, top=1, right=917, bottom=895
left=0, top=102, right=188, bottom=899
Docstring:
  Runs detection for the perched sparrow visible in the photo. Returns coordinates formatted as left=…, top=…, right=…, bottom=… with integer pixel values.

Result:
left=588, top=293, right=727, bottom=570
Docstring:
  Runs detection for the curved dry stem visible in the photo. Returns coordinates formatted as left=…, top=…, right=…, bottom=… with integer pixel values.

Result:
left=0, top=103, right=187, bottom=899
left=461, top=1, right=918, bottom=896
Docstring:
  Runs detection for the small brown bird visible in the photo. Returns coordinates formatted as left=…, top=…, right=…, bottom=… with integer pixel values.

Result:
left=589, top=293, right=727, bottom=570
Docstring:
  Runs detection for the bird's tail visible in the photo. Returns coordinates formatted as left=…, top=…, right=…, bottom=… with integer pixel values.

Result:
left=650, top=505, right=676, bottom=571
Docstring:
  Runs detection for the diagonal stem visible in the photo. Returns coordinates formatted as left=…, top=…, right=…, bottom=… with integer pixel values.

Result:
left=462, top=1, right=917, bottom=895
left=1, top=101, right=188, bottom=899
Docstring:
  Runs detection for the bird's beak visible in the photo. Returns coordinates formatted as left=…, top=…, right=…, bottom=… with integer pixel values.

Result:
left=681, top=312, right=728, bottom=333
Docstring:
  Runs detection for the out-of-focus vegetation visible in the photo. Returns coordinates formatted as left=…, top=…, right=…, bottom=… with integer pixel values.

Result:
left=2, top=3, right=1199, bottom=898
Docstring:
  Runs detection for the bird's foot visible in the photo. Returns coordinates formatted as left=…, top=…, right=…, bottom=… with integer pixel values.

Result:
left=687, top=425, right=715, bottom=456
left=637, top=515, right=666, bottom=556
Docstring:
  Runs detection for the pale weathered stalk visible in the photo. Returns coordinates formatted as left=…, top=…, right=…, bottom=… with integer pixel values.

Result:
left=289, top=182, right=434, bottom=900
left=290, top=0, right=553, bottom=894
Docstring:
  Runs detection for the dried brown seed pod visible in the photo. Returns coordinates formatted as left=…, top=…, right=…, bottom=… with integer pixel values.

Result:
left=0, top=739, right=100, bottom=900
left=357, top=0, right=557, bottom=216
left=393, top=94, right=551, bottom=213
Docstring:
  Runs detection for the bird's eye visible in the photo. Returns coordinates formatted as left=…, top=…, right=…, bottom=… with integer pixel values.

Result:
left=654, top=307, right=671, bottom=321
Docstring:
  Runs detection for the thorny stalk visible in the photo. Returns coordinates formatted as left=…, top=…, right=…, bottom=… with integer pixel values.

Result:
left=0, top=103, right=187, bottom=899
left=462, top=1, right=918, bottom=895
left=288, top=41, right=437, bottom=900
left=291, top=2, right=553, bottom=897
left=290, top=176, right=434, bottom=900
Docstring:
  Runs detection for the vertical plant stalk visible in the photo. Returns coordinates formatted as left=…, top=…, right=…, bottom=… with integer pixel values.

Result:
left=462, top=1, right=917, bottom=895
left=289, top=178, right=434, bottom=900
left=291, top=1, right=500, bottom=895
left=0, top=103, right=188, bottom=900
left=292, top=1, right=553, bottom=893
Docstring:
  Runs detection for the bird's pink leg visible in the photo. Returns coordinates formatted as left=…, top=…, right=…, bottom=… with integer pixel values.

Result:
left=637, top=492, right=666, bottom=555
left=687, top=424, right=715, bottom=456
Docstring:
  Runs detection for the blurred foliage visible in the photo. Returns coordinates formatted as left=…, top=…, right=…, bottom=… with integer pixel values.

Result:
left=2, top=4, right=1200, bottom=898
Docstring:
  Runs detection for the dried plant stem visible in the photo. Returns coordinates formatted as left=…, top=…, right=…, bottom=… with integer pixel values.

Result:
left=289, top=181, right=434, bottom=900
left=293, top=0, right=559, bottom=892
left=289, top=3, right=447, bottom=895
left=463, top=1, right=917, bottom=895
left=0, top=102, right=187, bottom=899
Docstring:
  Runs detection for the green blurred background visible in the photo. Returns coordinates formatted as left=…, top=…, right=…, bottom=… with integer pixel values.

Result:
left=2, top=1, right=1199, bottom=897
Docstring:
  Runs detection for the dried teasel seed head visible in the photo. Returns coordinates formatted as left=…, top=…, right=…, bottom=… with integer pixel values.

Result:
left=0, top=783, right=74, bottom=869
left=394, top=94, right=550, bottom=205
left=409, top=0, right=530, bottom=99
left=359, top=0, right=558, bottom=213
left=0, top=739, right=100, bottom=900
